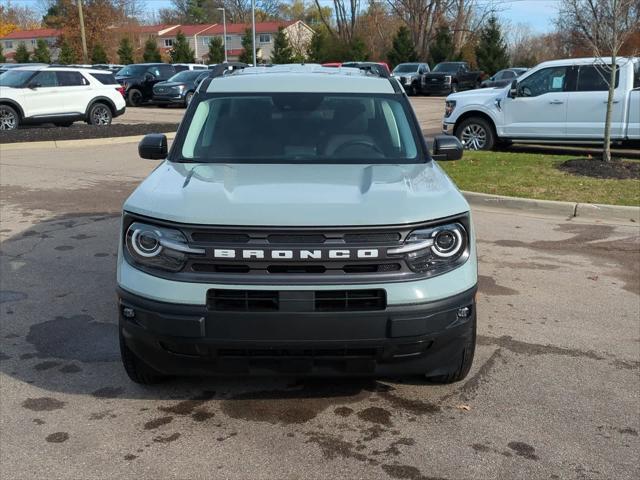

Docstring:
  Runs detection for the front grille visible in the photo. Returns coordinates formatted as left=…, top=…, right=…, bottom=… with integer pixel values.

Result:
left=207, top=289, right=386, bottom=312
left=315, top=290, right=386, bottom=312
left=217, top=347, right=378, bottom=357
left=208, top=289, right=279, bottom=311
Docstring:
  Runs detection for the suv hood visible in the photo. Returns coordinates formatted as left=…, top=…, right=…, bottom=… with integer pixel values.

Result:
left=124, top=162, right=469, bottom=226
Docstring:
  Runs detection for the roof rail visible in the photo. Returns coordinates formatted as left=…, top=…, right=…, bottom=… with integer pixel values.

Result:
left=207, top=62, right=250, bottom=79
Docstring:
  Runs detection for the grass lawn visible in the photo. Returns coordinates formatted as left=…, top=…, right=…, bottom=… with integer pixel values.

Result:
left=438, top=151, right=640, bottom=206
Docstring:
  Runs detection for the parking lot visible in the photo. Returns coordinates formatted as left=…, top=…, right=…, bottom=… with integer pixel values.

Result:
left=1, top=141, right=638, bottom=479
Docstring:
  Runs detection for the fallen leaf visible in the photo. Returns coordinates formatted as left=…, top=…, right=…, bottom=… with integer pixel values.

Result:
left=456, top=404, right=471, bottom=411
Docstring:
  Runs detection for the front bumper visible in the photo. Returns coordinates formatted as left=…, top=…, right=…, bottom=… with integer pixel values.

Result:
left=114, top=106, right=126, bottom=117
left=442, top=122, right=455, bottom=135
left=152, top=94, right=186, bottom=105
left=422, top=83, right=451, bottom=94
left=118, top=285, right=477, bottom=376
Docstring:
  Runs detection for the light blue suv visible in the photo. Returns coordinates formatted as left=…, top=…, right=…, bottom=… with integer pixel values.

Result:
left=117, top=63, right=477, bottom=384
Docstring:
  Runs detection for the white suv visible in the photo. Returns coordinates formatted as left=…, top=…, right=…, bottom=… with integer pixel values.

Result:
left=0, top=66, right=127, bottom=130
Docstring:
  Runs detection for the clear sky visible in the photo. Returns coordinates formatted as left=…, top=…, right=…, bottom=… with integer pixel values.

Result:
left=10, top=0, right=561, bottom=34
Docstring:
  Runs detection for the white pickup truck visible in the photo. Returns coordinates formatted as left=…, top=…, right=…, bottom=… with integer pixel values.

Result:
left=441, top=57, right=640, bottom=150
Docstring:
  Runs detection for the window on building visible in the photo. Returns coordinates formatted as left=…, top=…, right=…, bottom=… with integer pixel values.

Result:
left=4, top=41, right=12, bottom=49
left=259, top=34, right=271, bottom=44
left=31, top=39, right=37, bottom=46
left=164, top=38, right=174, bottom=47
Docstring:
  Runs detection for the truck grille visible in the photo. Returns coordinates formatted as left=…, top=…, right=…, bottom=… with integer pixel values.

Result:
left=207, top=289, right=386, bottom=312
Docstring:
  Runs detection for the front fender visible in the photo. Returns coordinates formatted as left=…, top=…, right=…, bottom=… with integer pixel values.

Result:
left=445, top=95, right=503, bottom=129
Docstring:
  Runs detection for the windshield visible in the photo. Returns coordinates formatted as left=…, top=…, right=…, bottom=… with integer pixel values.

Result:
left=116, top=65, right=147, bottom=76
left=168, top=70, right=204, bottom=83
left=393, top=64, right=419, bottom=73
left=0, top=69, right=35, bottom=87
left=177, top=93, right=422, bottom=164
left=433, top=63, right=461, bottom=73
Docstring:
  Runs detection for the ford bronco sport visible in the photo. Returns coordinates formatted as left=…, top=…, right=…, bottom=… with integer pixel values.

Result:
left=117, top=63, right=477, bottom=384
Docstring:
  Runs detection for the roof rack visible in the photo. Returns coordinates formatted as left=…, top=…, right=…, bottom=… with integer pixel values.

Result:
left=207, top=62, right=250, bottom=79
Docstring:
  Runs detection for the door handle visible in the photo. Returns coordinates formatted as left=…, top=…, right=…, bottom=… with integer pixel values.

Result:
left=603, top=100, right=620, bottom=104
left=549, top=100, right=564, bottom=105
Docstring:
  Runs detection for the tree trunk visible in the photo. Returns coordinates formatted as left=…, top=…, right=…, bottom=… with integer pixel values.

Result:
left=602, top=54, right=616, bottom=163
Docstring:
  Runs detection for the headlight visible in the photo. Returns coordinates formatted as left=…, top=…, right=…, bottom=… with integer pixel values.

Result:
left=387, top=222, right=468, bottom=276
left=445, top=100, right=456, bottom=117
left=125, top=222, right=204, bottom=272
left=444, top=75, right=452, bottom=84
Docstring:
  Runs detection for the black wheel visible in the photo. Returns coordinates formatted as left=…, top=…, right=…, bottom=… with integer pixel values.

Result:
left=184, top=91, right=194, bottom=107
left=455, top=117, right=496, bottom=150
left=54, top=121, right=74, bottom=127
left=450, top=82, right=459, bottom=94
left=119, top=330, right=166, bottom=385
left=425, top=316, right=476, bottom=384
left=127, top=88, right=143, bottom=107
left=0, top=104, right=19, bottom=130
left=88, top=103, right=112, bottom=126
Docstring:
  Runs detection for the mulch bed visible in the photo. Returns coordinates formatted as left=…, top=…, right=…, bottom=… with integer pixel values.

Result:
left=0, top=123, right=179, bottom=144
left=557, top=158, right=640, bottom=180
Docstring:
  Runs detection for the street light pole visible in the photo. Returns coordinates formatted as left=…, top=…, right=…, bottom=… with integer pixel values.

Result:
left=217, top=8, right=227, bottom=63
left=251, top=0, right=257, bottom=65
left=77, top=0, right=88, bottom=64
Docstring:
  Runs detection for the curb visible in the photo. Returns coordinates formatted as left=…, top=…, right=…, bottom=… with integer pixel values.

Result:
left=0, top=131, right=176, bottom=151
left=463, top=191, right=639, bottom=223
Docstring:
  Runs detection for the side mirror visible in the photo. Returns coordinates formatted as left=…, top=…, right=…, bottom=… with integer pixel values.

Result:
left=509, top=79, right=518, bottom=98
left=27, top=82, right=40, bottom=89
left=138, top=134, right=167, bottom=160
left=432, top=135, right=463, bottom=161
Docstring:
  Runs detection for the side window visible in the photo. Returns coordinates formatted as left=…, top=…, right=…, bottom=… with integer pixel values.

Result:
left=576, top=65, right=619, bottom=91
left=147, top=66, right=161, bottom=77
left=518, top=67, right=567, bottom=97
left=157, top=65, right=175, bottom=78
left=634, top=62, right=639, bottom=88
left=503, top=71, right=516, bottom=79
left=31, top=71, right=58, bottom=87
left=56, top=71, right=89, bottom=86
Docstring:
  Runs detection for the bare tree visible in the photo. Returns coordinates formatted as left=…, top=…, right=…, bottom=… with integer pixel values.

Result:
left=384, top=0, right=446, bottom=59
left=313, top=0, right=361, bottom=41
left=559, top=0, right=640, bottom=162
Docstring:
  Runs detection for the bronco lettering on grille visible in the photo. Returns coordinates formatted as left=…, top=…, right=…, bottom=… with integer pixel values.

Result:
left=212, top=249, right=380, bottom=260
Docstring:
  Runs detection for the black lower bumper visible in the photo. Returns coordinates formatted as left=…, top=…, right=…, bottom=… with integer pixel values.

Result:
left=152, top=95, right=185, bottom=105
left=118, top=286, right=477, bottom=377
left=114, top=106, right=126, bottom=117
left=422, top=85, right=451, bottom=94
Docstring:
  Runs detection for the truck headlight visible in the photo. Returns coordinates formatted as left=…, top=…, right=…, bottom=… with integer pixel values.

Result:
left=125, top=222, right=204, bottom=272
left=445, top=100, right=456, bottom=117
left=387, top=222, right=468, bottom=276
left=444, top=75, right=452, bottom=84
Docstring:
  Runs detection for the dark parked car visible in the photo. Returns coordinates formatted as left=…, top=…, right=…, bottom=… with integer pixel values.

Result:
left=152, top=70, right=209, bottom=107
left=423, top=62, right=483, bottom=95
left=342, top=62, right=392, bottom=76
left=480, top=68, right=528, bottom=88
left=392, top=63, right=431, bottom=95
left=115, top=63, right=176, bottom=106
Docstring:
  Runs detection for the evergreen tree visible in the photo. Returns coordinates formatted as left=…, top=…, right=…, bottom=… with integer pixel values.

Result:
left=270, top=27, right=294, bottom=64
left=32, top=39, right=52, bottom=63
left=91, top=43, right=108, bottom=64
left=142, top=37, right=162, bottom=62
left=0, top=43, right=6, bottom=63
left=307, top=30, right=328, bottom=63
left=475, top=15, right=510, bottom=75
left=207, top=36, right=225, bottom=64
left=117, top=37, right=135, bottom=64
left=429, top=26, right=455, bottom=65
left=346, top=37, right=369, bottom=61
left=58, top=38, right=77, bottom=65
left=170, top=31, right=195, bottom=63
left=14, top=43, right=31, bottom=63
left=387, top=26, right=418, bottom=67
left=238, top=28, right=254, bottom=64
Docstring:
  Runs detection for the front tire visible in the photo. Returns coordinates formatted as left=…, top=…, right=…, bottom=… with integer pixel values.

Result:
left=87, top=103, right=112, bottom=126
left=425, top=316, right=476, bottom=384
left=0, top=104, right=19, bottom=130
left=455, top=117, right=495, bottom=150
left=119, top=330, right=166, bottom=385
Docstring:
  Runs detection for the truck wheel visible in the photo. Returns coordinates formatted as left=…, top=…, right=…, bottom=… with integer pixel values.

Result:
left=120, top=330, right=166, bottom=384
left=455, top=117, right=495, bottom=150
left=0, top=104, right=19, bottom=130
left=425, top=317, right=476, bottom=384
left=127, top=88, right=143, bottom=107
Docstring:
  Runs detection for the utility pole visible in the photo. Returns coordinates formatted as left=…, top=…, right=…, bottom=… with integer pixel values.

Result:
left=77, top=0, right=88, bottom=64
left=217, top=7, right=228, bottom=63
left=251, top=0, right=256, bottom=65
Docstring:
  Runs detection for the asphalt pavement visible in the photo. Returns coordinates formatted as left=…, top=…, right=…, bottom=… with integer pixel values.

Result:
left=0, top=142, right=639, bottom=479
